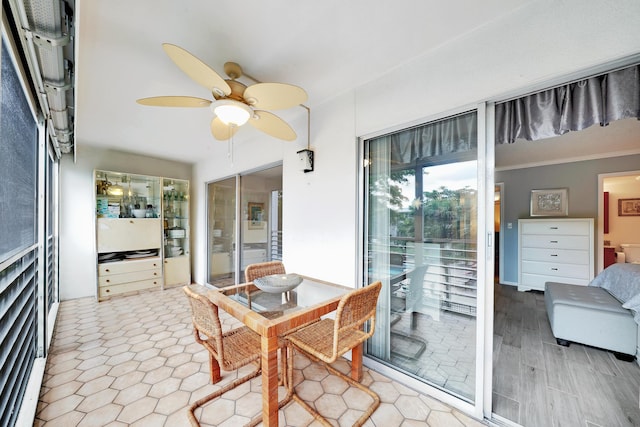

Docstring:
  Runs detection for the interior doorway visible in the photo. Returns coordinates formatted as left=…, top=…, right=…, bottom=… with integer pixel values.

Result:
left=598, top=171, right=640, bottom=271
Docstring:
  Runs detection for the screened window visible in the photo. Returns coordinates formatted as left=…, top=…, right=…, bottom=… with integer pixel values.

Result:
left=0, top=40, right=38, bottom=263
left=0, top=37, right=40, bottom=427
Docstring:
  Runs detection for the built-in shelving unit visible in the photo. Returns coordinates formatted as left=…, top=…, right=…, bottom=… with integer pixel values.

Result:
left=95, top=170, right=190, bottom=300
left=163, top=178, right=190, bottom=287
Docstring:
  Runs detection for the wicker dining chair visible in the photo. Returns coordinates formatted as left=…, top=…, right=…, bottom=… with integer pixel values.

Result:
left=284, top=281, right=383, bottom=427
left=244, top=260, right=286, bottom=308
left=182, top=286, right=263, bottom=427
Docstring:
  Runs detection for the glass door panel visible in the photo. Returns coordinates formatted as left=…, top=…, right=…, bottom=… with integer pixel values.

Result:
left=238, top=166, right=282, bottom=281
left=365, top=111, right=478, bottom=402
left=207, top=177, right=236, bottom=287
left=207, top=166, right=283, bottom=286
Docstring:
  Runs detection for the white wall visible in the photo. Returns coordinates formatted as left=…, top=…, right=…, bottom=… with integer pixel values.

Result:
left=190, top=0, right=640, bottom=290
left=59, top=145, right=192, bottom=300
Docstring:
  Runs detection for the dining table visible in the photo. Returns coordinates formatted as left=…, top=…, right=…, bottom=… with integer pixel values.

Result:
left=207, top=275, right=358, bottom=427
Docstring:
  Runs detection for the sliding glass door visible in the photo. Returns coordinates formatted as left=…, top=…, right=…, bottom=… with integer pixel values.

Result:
left=207, top=176, right=237, bottom=287
left=238, top=167, right=282, bottom=281
left=364, top=111, right=481, bottom=402
left=207, top=165, right=283, bottom=287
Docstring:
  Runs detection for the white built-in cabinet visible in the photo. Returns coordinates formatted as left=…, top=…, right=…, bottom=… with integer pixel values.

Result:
left=518, top=218, right=594, bottom=292
left=95, top=170, right=190, bottom=300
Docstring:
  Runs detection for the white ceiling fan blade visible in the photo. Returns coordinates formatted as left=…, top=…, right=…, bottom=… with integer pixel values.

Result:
left=243, top=83, right=307, bottom=110
left=211, top=117, right=239, bottom=141
left=136, top=96, right=212, bottom=107
left=162, top=43, right=231, bottom=96
left=248, top=110, right=297, bottom=141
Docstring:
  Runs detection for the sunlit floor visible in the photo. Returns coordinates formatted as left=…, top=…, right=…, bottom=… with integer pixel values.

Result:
left=34, top=284, right=486, bottom=426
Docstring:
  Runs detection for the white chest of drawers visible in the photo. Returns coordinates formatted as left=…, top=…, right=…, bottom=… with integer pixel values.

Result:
left=518, top=218, right=594, bottom=292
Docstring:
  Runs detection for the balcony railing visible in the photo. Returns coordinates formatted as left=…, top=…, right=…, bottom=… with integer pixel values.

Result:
left=368, top=237, right=477, bottom=317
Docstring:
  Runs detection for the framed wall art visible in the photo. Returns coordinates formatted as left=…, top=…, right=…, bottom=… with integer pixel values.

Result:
left=248, top=202, right=265, bottom=229
left=530, top=188, right=569, bottom=217
left=618, top=198, right=640, bottom=216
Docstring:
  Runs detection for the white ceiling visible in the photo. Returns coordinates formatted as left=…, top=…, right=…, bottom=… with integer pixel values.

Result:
left=74, top=0, right=639, bottom=167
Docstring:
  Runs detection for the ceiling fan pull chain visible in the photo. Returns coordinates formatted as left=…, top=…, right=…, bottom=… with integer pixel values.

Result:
left=228, top=125, right=235, bottom=164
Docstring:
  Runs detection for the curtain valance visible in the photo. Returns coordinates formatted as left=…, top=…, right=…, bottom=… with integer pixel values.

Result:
left=370, top=112, right=477, bottom=166
left=496, top=65, right=640, bottom=144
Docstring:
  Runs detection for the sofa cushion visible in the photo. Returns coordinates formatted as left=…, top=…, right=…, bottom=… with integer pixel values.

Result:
left=548, top=283, right=632, bottom=314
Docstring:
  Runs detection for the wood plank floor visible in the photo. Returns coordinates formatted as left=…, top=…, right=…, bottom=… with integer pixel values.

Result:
left=493, top=283, right=640, bottom=427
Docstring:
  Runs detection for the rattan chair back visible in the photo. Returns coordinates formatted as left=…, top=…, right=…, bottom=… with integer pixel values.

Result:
left=245, top=260, right=286, bottom=282
left=286, top=281, right=382, bottom=364
left=335, top=280, right=381, bottom=334
left=183, top=286, right=225, bottom=357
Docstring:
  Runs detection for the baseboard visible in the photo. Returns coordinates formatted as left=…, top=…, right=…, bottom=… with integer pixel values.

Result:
left=498, top=281, right=518, bottom=287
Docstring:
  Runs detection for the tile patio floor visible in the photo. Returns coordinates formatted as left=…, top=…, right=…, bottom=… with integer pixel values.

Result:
left=34, top=284, right=487, bottom=427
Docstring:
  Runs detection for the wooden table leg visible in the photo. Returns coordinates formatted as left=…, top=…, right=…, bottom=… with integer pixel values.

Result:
left=262, top=334, right=280, bottom=427
left=351, top=342, right=363, bottom=382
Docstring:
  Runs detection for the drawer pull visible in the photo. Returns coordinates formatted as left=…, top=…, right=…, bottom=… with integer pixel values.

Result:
left=106, top=279, right=110, bottom=283
left=550, top=227, right=558, bottom=230
left=153, top=263, right=157, bottom=267
left=154, top=272, right=158, bottom=276
left=550, top=240, right=558, bottom=243
left=129, top=220, right=134, bottom=224
left=551, top=268, right=558, bottom=271
left=550, top=254, right=558, bottom=257
left=105, top=268, right=110, bottom=272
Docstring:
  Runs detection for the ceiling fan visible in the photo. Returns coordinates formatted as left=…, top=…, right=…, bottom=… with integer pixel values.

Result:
left=137, top=43, right=307, bottom=141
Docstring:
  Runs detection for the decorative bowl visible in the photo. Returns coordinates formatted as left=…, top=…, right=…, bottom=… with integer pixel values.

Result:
left=253, top=274, right=303, bottom=293
left=132, top=209, right=146, bottom=218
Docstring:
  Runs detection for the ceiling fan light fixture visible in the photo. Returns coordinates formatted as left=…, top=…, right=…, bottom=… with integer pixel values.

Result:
left=211, top=99, right=252, bottom=126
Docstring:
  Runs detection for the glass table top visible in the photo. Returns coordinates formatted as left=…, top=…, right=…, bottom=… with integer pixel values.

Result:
left=220, top=276, right=349, bottom=318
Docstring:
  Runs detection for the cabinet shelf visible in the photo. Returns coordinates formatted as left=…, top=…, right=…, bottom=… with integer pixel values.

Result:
left=96, top=171, right=161, bottom=219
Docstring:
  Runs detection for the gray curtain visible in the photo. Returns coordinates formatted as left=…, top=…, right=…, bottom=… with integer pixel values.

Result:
left=495, top=64, right=640, bottom=144
left=387, top=111, right=477, bottom=165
